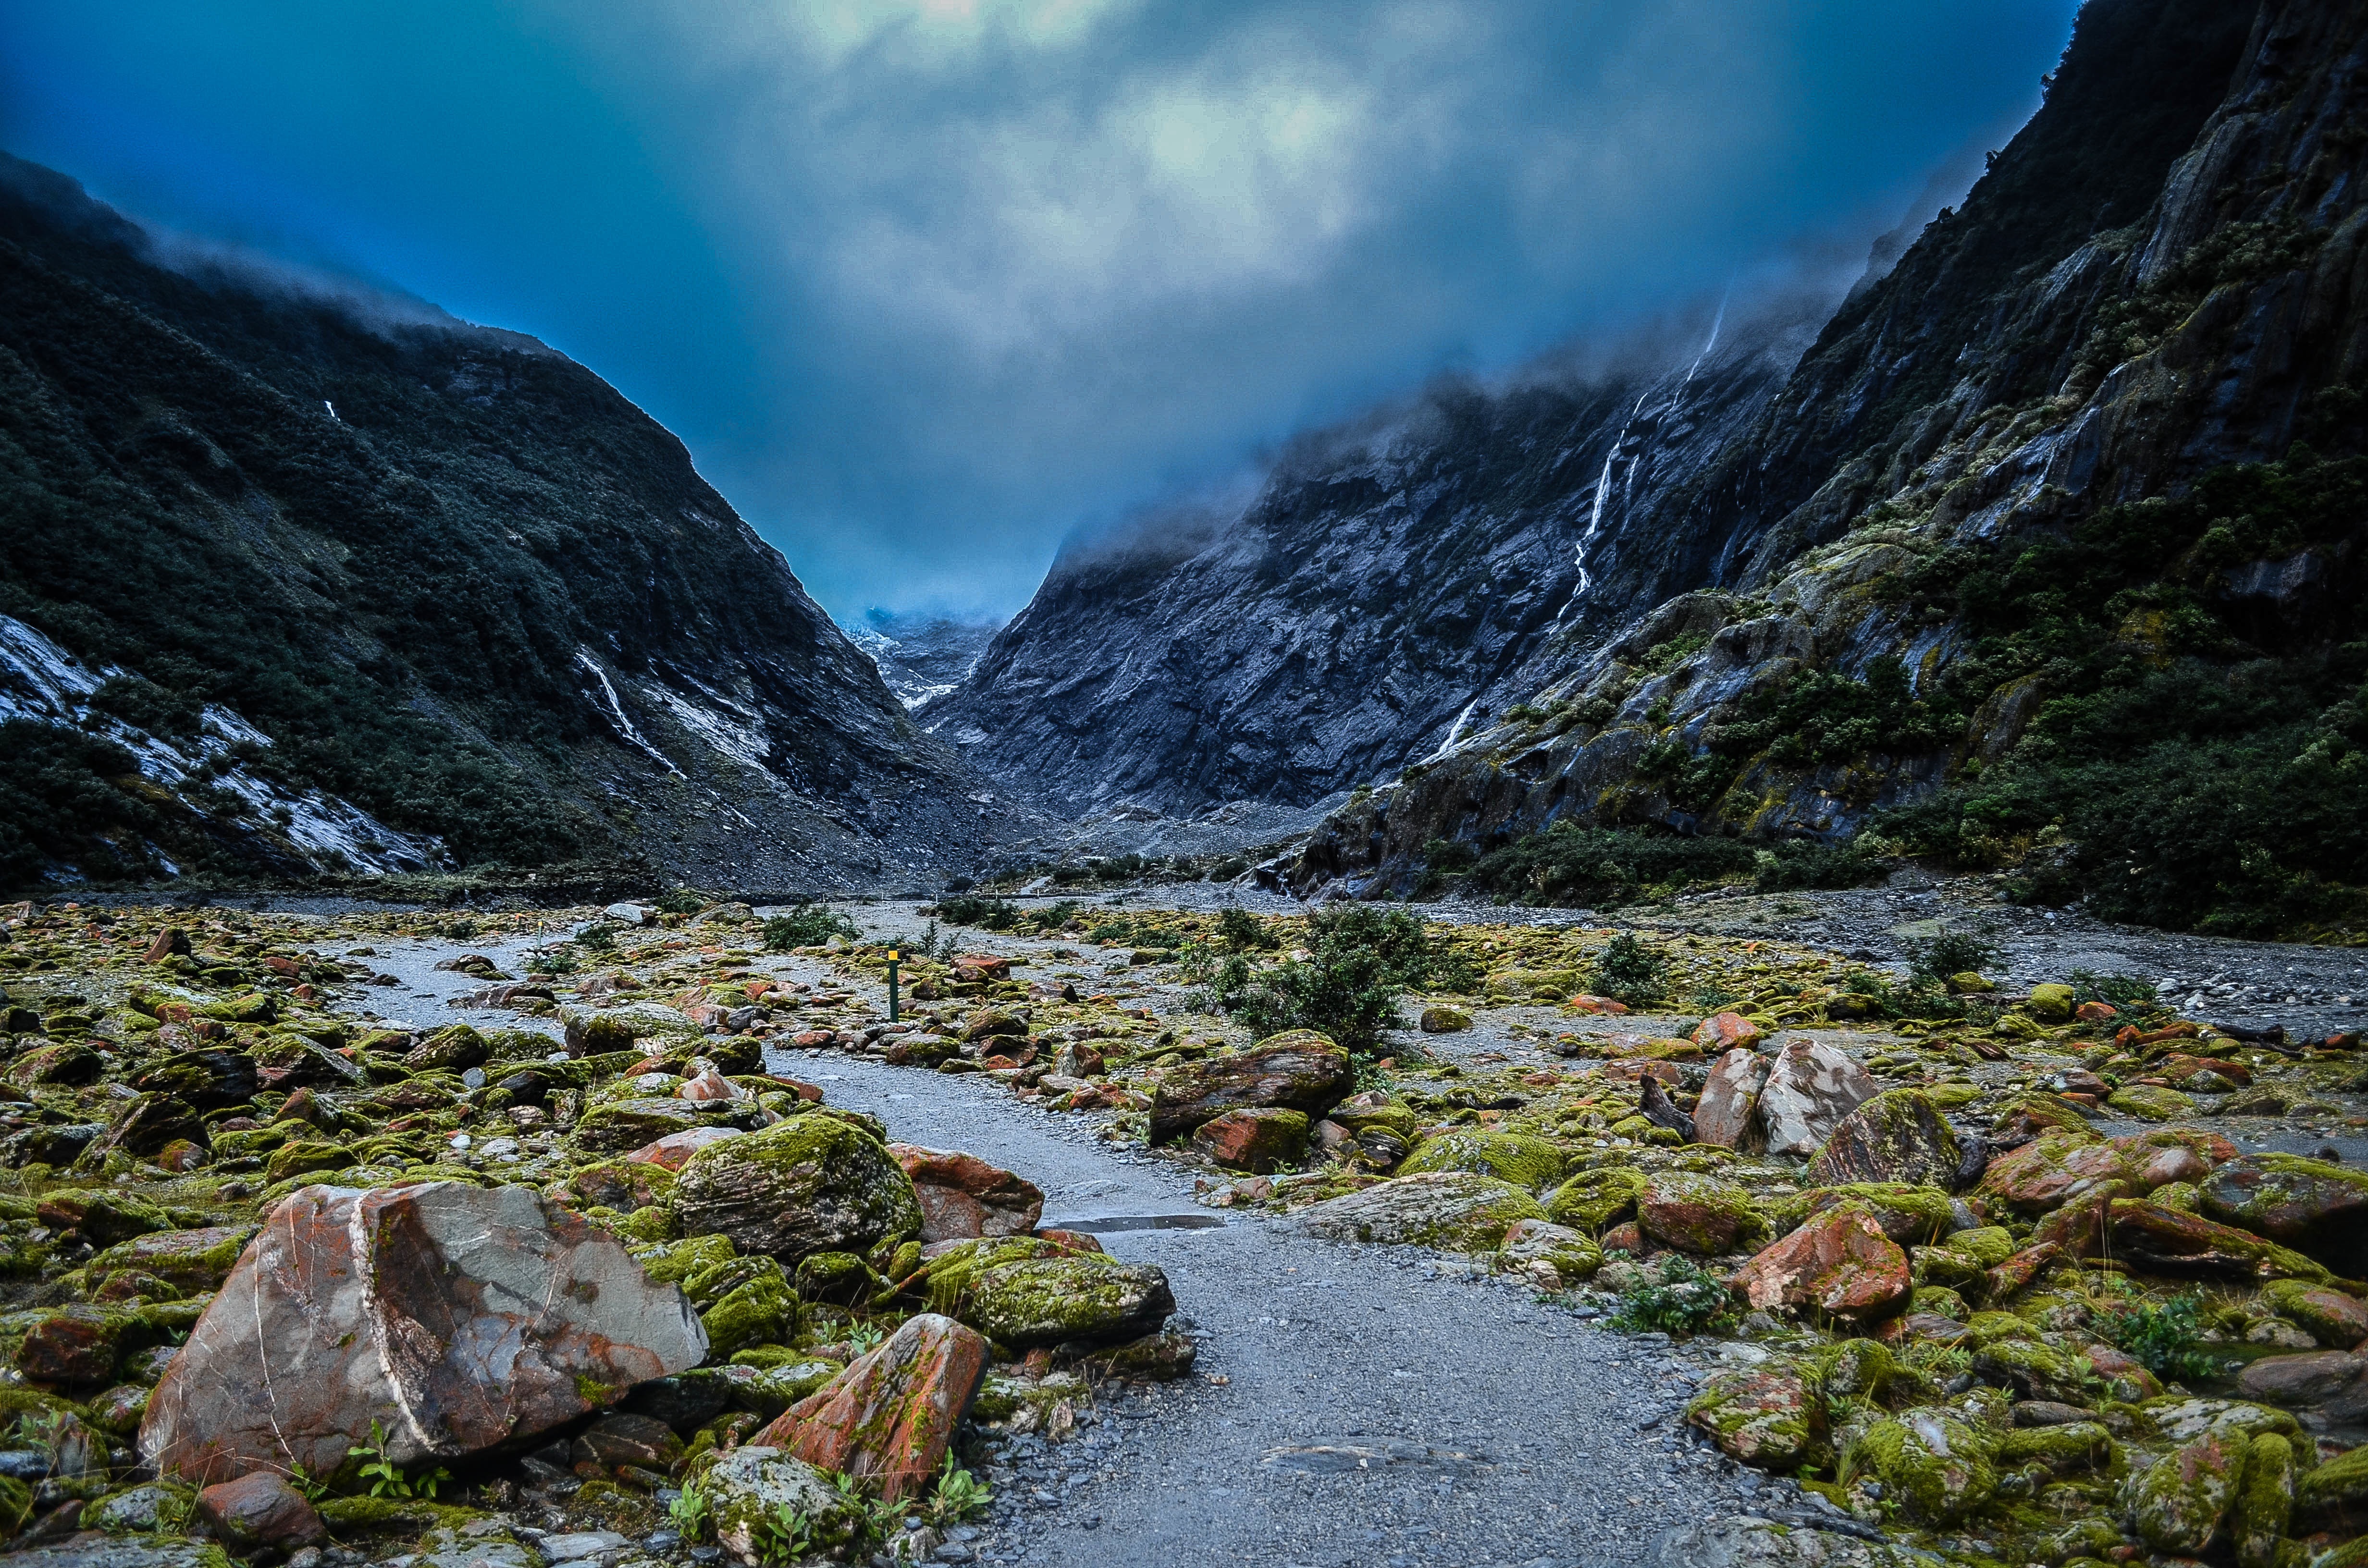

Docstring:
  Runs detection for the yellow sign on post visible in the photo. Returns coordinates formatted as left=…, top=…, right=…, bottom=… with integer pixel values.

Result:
left=886, top=949, right=901, bottom=1021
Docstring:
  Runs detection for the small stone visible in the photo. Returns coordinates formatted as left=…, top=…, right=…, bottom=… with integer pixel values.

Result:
left=1188, top=1108, right=1309, bottom=1173
left=196, top=1471, right=327, bottom=1551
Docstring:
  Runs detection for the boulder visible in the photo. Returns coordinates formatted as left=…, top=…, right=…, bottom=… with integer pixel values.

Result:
left=16, top=1305, right=136, bottom=1385
left=1418, top=1006, right=1472, bottom=1033
left=1839, top=1407, right=1998, bottom=1523
left=1976, top=1130, right=2130, bottom=1213
left=2260, top=1279, right=2368, bottom=1348
left=1188, top=1108, right=1308, bottom=1173
left=2108, top=1084, right=2197, bottom=1121
left=87, top=1226, right=257, bottom=1294
left=2024, top=983, right=2074, bottom=1022
left=1692, top=1049, right=1769, bottom=1149
left=1802, top=1089, right=1960, bottom=1188
left=2298, top=1441, right=2368, bottom=1531
left=1686, top=1358, right=1825, bottom=1470
left=2104, top=1200, right=2333, bottom=1282
left=624, top=1126, right=745, bottom=1173
left=1637, top=1172, right=1762, bottom=1255
left=561, top=1001, right=703, bottom=1059
left=195, top=1471, right=326, bottom=1551
left=2124, top=1430, right=2245, bottom=1556
left=1544, top=1167, right=1645, bottom=1232
left=1397, top=1130, right=1565, bottom=1191
left=130, top=1051, right=257, bottom=1112
left=749, top=1313, right=987, bottom=1499
left=1691, top=1013, right=1763, bottom=1052
left=1753, top=1039, right=1877, bottom=1156
left=961, top=1009, right=1027, bottom=1044
left=1148, top=1029, right=1352, bottom=1143
left=1496, top=1219, right=1602, bottom=1286
left=1729, top=1203, right=1910, bottom=1321
left=140, top=1180, right=707, bottom=1485
left=2231, top=1432, right=2293, bottom=1568
left=572, top=1411, right=683, bottom=1473
left=402, top=1026, right=489, bottom=1073
left=2196, top=1152, right=2368, bottom=1268
left=939, top=1244, right=1173, bottom=1348
left=888, top=1145, right=1045, bottom=1241
left=572, top=1097, right=768, bottom=1153
left=2235, top=1350, right=2368, bottom=1421
left=701, top=1445, right=864, bottom=1562
left=671, top=1114, right=923, bottom=1261
left=1294, top=1172, right=1546, bottom=1251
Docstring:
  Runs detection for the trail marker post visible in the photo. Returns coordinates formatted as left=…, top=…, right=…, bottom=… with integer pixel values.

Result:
left=886, top=949, right=901, bottom=1022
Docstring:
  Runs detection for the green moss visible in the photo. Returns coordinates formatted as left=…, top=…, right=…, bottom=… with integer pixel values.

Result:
left=2231, top=1432, right=2293, bottom=1568
left=1544, top=1166, right=1644, bottom=1231
left=1839, top=1408, right=2000, bottom=1523
left=315, top=1496, right=490, bottom=1534
left=1398, top=1130, right=1566, bottom=1191
left=1997, top=1421, right=2114, bottom=1474
left=699, top=1267, right=800, bottom=1357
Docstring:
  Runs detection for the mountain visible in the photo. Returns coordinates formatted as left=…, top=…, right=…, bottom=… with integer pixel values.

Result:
left=0, top=153, right=1001, bottom=894
left=843, top=611, right=1002, bottom=710
left=1286, top=0, right=2368, bottom=938
left=924, top=296, right=1833, bottom=816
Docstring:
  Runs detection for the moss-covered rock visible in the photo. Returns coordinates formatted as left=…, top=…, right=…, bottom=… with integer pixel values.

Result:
left=2197, top=1153, right=2368, bottom=1268
left=1496, top=1219, right=1602, bottom=1285
left=86, top=1480, right=195, bottom=1533
left=573, top=1097, right=768, bottom=1154
left=2259, top=1279, right=2368, bottom=1348
left=1997, top=1421, right=2113, bottom=1476
left=671, top=1113, right=922, bottom=1261
left=1972, top=1337, right=2090, bottom=1404
left=1686, top=1357, right=1826, bottom=1471
left=2125, top=1430, right=2246, bottom=1555
left=2230, top=1431, right=2293, bottom=1568
left=2296, top=1440, right=2368, bottom=1526
left=1398, top=1130, right=1566, bottom=1192
left=1840, top=1407, right=2000, bottom=1523
left=1294, top=1172, right=1547, bottom=1251
left=1803, top=1089, right=1961, bottom=1188
left=1772, top=1183, right=1955, bottom=1245
left=956, top=1251, right=1175, bottom=1348
left=1544, top=1167, right=1644, bottom=1232
left=699, top=1262, right=801, bottom=1357
left=2107, top=1084, right=2197, bottom=1121
left=1637, top=1171, right=1763, bottom=1254
left=2025, top=984, right=2075, bottom=1022
left=262, top=1140, right=355, bottom=1186
left=699, top=1445, right=863, bottom=1560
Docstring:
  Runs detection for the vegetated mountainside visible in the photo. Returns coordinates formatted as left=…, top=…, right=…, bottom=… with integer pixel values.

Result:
left=843, top=610, right=1003, bottom=710
left=927, top=297, right=1833, bottom=817
left=0, top=153, right=999, bottom=894
left=1291, top=0, right=2368, bottom=940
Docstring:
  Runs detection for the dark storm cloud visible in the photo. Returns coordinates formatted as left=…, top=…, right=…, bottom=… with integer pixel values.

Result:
left=0, top=0, right=2078, bottom=617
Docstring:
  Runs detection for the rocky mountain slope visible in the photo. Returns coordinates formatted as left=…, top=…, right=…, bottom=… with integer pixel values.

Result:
left=0, top=154, right=1000, bottom=894
left=926, top=300, right=1831, bottom=818
left=843, top=611, right=1002, bottom=710
left=1266, top=0, right=2368, bottom=939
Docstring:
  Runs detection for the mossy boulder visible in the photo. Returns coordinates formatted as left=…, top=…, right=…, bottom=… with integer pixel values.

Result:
left=1496, top=1219, right=1603, bottom=1285
left=2259, top=1279, right=2368, bottom=1348
left=1637, top=1171, right=1762, bottom=1255
left=2197, top=1153, right=2368, bottom=1268
left=701, top=1445, right=863, bottom=1559
left=1295, top=1172, right=1546, bottom=1251
left=699, top=1261, right=801, bottom=1357
left=1803, top=1089, right=1961, bottom=1188
left=1398, top=1130, right=1566, bottom=1192
left=561, top=1002, right=703, bottom=1059
left=1772, top=1183, right=1955, bottom=1245
left=2108, top=1084, right=2197, bottom=1121
left=1148, top=1030, right=1352, bottom=1144
left=2124, top=1430, right=2246, bottom=1555
left=1997, top=1421, right=2113, bottom=1476
left=1544, top=1166, right=1645, bottom=1232
left=946, top=1248, right=1175, bottom=1348
left=572, top=1097, right=768, bottom=1154
left=1686, top=1357, right=1825, bottom=1471
left=2025, top=983, right=2075, bottom=1022
left=2231, top=1432, right=2293, bottom=1568
left=1841, top=1407, right=2000, bottom=1523
left=1327, top=1093, right=1418, bottom=1142
left=671, top=1114, right=923, bottom=1261
left=86, top=1479, right=196, bottom=1532
left=1971, top=1337, right=2090, bottom=1403
left=262, top=1140, right=354, bottom=1186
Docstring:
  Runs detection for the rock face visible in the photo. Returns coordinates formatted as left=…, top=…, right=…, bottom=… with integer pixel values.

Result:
left=751, top=1313, right=987, bottom=1499
left=1187, top=1108, right=1310, bottom=1173
left=0, top=151, right=993, bottom=891
left=888, top=1146, right=1045, bottom=1242
left=1753, top=1040, right=1878, bottom=1157
left=1804, top=1090, right=1961, bottom=1188
left=1637, top=1172, right=1761, bottom=1255
left=141, top=1181, right=707, bottom=1485
left=1148, top=1031, right=1352, bottom=1144
left=671, top=1114, right=924, bottom=1261
left=1730, top=1204, right=1911, bottom=1321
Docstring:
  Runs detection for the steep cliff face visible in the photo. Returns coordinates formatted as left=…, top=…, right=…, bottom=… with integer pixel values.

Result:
left=927, top=298, right=1832, bottom=815
left=1293, top=0, right=2368, bottom=938
left=0, top=155, right=992, bottom=893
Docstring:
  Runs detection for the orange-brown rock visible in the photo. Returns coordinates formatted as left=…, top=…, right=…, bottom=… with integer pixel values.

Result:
left=751, top=1313, right=987, bottom=1501
left=1692, top=1048, right=1769, bottom=1149
left=889, top=1145, right=1045, bottom=1242
left=1728, top=1203, right=1908, bottom=1320
left=1691, top=1013, right=1763, bottom=1051
left=197, top=1471, right=326, bottom=1551
left=625, top=1126, right=746, bottom=1171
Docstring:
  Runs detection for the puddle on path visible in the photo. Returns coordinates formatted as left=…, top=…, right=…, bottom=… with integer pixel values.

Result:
left=1045, top=1213, right=1226, bottom=1234
left=1260, top=1437, right=1495, bottom=1476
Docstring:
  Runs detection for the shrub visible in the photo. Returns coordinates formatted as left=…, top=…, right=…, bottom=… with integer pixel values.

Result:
left=1904, top=929, right=1999, bottom=985
left=933, top=895, right=1021, bottom=930
left=1753, top=838, right=1894, bottom=893
left=2071, top=969, right=2158, bottom=1009
left=1217, top=907, right=1279, bottom=951
left=1608, top=1257, right=1738, bottom=1335
left=762, top=904, right=860, bottom=950
left=1182, top=906, right=1472, bottom=1057
left=1590, top=932, right=1668, bottom=1008
left=2101, top=1294, right=2226, bottom=1382
left=653, top=889, right=708, bottom=917
left=1462, top=823, right=1754, bottom=906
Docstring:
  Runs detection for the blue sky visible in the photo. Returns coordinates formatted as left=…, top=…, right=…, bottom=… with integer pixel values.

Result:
left=0, top=0, right=2079, bottom=620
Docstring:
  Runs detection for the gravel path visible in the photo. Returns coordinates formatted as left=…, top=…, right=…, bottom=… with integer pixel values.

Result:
left=348, top=928, right=1775, bottom=1568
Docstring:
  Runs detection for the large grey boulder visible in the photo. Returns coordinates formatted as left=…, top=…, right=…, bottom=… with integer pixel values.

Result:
left=1148, top=1030, right=1353, bottom=1144
left=1755, top=1039, right=1879, bottom=1157
left=140, top=1181, right=706, bottom=1486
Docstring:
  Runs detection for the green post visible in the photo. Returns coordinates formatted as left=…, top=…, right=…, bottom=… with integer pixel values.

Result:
left=886, top=949, right=900, bottom=1023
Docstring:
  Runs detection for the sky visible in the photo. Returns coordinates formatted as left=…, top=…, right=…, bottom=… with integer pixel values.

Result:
left=0, top=0, right=2081, bottom=621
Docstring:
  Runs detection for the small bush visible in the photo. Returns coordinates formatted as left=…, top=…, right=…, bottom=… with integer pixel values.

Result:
left=2101, top=1294, right=2226, bottom=1382
left=934, top=894, right=1021, bottom=930
left=653, top=889, right=708, bottom=917
left=1904, top=928, right=1999, bottom=985
left=762, top=904, right=860, bottom=950
left=1217, top=907, right=1279, bottom=951
left=575, top=923, right=617, bottom=953
left=1088, top=921, right=1131, bottom=943
left=1590, top=932, right=1668, bottom=1008
left=1207, top=856, right=1250, bottom=882
left=1609, top=1257, right=1738, bottom=1335
left=1182, top=906, right=1472, bottom=1058
left=1753, top=838, right=1894, bottom=893
left=2072, top=969, right=2159, bottom=1009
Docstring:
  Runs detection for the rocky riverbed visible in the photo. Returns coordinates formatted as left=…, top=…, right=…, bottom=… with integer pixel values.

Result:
left=0, top=889, right=2363, bottom=1568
